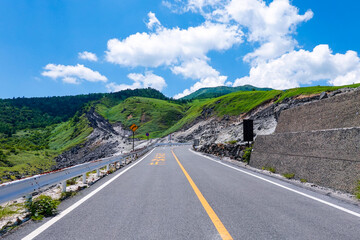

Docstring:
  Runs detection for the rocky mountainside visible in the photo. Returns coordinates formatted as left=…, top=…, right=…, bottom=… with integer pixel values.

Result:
left=53, top=108, right=144, bottom=169
left=173, top=87, right=358, bottom=147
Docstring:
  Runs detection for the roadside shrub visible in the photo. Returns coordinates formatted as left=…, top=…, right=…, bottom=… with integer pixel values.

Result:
left=300, top=179, right=307, bottom=183
left=242, top=147, right=252, bottom=163
left=26, top=195, right=60, bottom=220
left=282, top=173, right=295, bottom=179
left=226, top=140, right=237, bottom=144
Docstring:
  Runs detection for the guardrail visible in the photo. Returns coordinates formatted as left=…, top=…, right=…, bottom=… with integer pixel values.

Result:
left=0, top=142, right=191, bottom=205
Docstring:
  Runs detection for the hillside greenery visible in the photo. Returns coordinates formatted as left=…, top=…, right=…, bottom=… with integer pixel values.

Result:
left=0, top=88, right=167, bottom=137
left=180, top=85, right=273, bottom=100
left=96, top=97, right=185, bottom=138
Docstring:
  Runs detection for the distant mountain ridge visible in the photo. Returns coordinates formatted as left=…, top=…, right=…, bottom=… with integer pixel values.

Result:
left=179, top=85, right=273, bottom=100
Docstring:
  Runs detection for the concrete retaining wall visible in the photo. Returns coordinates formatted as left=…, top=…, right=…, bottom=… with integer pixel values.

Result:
left=275, top=90, right=360, bottom=133
left=250, top=128, right=360, bottom=193
left=251, top=89, right=360, bottom=193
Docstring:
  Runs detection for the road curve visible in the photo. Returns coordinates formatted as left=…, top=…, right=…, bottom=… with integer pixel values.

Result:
left=4, top=146, right=360, bottom=240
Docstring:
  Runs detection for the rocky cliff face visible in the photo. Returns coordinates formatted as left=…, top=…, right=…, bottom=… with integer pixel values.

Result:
left=53, top=108, right=135, bottom=170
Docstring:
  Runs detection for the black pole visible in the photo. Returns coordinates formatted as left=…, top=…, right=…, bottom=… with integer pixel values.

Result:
left=132, top=131, right=134, bottom=152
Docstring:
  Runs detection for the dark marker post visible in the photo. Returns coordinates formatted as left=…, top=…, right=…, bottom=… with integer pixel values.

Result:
left=243, top=119, right=254, bottom=147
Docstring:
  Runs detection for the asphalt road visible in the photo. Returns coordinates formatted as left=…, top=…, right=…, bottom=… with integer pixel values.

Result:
left=4, top=146, right=360, bottom=240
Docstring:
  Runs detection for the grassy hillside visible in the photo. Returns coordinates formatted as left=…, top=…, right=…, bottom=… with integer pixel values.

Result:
left=0, top=115, right=93, bottom=182
left=277, top=83, right=360, bottom=102
left=96, top=97, right=185, bottom=138
left=180, top=85, right=273, bottom=100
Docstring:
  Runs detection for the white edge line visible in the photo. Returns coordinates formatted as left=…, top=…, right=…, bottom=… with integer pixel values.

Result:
left=189, top=149, right=360, bottom=218
left=22, top=148, right=156, bottom=240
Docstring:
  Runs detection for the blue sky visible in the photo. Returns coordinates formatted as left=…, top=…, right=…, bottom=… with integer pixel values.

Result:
left=0, top=0, right=359, bottom=99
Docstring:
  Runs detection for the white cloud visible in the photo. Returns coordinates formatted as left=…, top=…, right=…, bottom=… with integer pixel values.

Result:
left=146, top=12, right=162, bottom=30
left=172, top=58, right=228, bottom=98
left=174, top=0, right=313, bottom=62
left=105, top=21, right=242, bottom=67
left=78, top=51, right=98, bottom=62
left=233, top=45, right=360, bottom=89
left=105, top=21, right=241, bottom=97
left=106, top=71, right=167, bottom=92
left=42, top=64, right=107, bottom=84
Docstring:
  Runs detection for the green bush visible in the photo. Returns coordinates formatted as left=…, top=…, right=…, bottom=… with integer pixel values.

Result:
left=26, top=195, right=60, bottom=220
left=282, top=173, right=295, bottom=179
left=300, top=178, right=307, bottom=183
left=242, top=147, right=252, bottom=163
left=226, top=140, right=237, bottom=144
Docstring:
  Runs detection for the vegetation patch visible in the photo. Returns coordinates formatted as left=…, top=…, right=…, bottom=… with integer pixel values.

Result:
left=300, top=179, right=307, bottom=183
left=355, top=180, right=360, bottom=200
left=282, top=173, right=295, bottom=179
left=66, top=177, right=78, bottom=186
left=262, top=166, right=276, bottom=173
left=26, top=195, right=60, bottom=221
left=242, top=147, right=252, bottom=163
left=60, top=191, right=77, bottom=201
left=0, top=204, right=21, bottom=219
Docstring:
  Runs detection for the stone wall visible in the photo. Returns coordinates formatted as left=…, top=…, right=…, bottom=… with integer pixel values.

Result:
left=251, top=128, right=360, bottom=192
left=251, top=89, right=360, bottom=193
left=275, top=90, right=360, bottom=133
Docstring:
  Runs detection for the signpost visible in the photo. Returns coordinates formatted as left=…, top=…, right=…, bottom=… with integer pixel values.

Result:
left=146, top=132, right=149, bottom=141
left=129, top=124, right=138, bottom=152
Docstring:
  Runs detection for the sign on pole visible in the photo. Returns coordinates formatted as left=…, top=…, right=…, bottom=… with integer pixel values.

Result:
left=130, top=124, right=138, bottom=132
left=129, top=124, right=138, bottom=152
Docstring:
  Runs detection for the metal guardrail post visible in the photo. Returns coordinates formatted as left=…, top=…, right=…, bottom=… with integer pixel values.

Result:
left=82, top=173, right=87, bottom=184
left=62, top=181, right=67, bottom=193
left=96, top=169, right=100, bottom=177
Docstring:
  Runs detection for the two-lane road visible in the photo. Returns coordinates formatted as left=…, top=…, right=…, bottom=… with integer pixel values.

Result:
left=5, top=146, right=360, bottom=240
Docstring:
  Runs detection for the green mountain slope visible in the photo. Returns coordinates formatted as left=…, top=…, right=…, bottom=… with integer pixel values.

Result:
left=96, top=97, right=184, bottom=138
left=0, top=88, right=167, bottom=136
left=180, top=85, right=273, bottom=100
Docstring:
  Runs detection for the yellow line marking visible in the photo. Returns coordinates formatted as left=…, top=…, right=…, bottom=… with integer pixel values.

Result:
left=172, top=150, right=233, bottom=240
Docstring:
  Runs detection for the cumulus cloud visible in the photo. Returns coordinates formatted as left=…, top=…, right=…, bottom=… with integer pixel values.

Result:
left=146, top=12, right=162, bottom=30
left=106, top=71, right=167, bottom=92
left=78, top=51, right=98, bottom=62
left=173, top=0, right=313, bottom=62
left=172, top=58, right=228, bottom=98
left=105, top=22, right=242, bottom=67
left=105, top=21, right=241, bottom=96
left=233, top=45, right=360, bottom=89
left=42, top=64, right=107, bottom=84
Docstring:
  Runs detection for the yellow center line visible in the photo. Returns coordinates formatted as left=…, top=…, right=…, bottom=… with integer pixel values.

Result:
left=171, top=150, right=233, bottom=240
